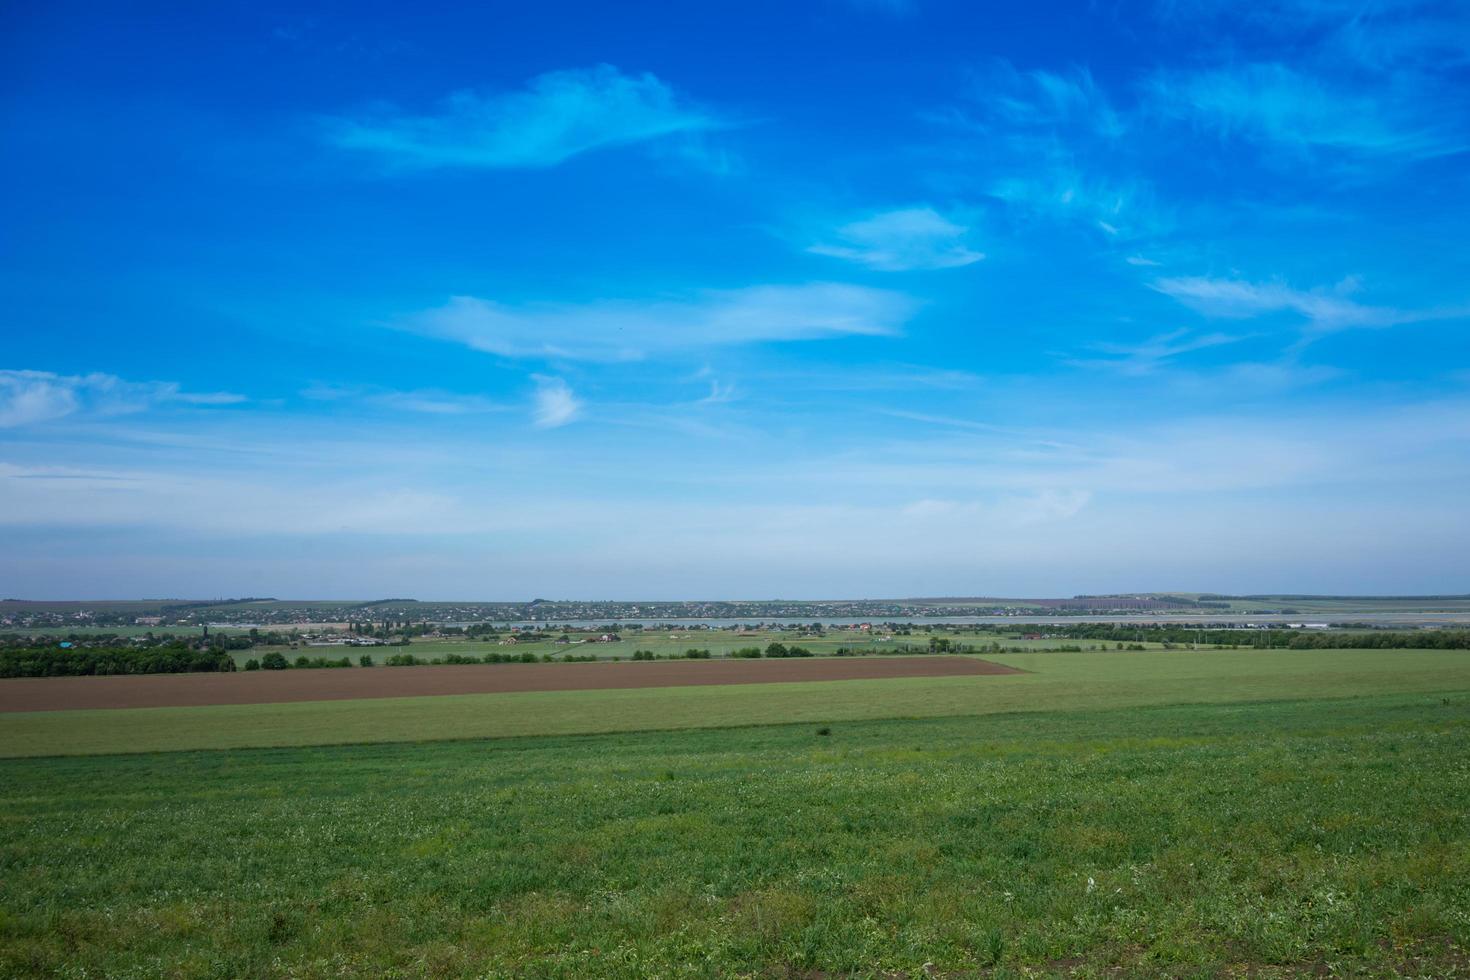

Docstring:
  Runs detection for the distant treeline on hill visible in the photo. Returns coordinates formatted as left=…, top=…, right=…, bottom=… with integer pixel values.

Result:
left=0, top=643, right=236, bottom=677
left=1040, top=624, right=1470, bottom=649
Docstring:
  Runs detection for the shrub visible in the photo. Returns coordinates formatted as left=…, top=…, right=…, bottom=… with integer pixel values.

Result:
left=359, top=654, right=374, bottom=667
left=260, top=652, right=289, bottom=670
left=765, top=642, right=789, bottom=658
left=732, top=647, right=762, bottom=658
left=684, top=648, right=710, bottom=659
left=243, top=658, right=261, bottom=671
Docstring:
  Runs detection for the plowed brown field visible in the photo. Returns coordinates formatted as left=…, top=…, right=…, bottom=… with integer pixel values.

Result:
left=0, top=656, right=1022, bottom=712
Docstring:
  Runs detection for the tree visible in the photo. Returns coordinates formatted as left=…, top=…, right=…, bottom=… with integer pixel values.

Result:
left=244, top=658, right=261, bottom=671
left=260, top=652, right=289, bottom=670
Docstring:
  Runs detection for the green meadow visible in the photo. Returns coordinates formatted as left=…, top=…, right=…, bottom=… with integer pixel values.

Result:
left=4, top=649, right=1470, bottom=977
left=3, top=692, right=1470, bottom=977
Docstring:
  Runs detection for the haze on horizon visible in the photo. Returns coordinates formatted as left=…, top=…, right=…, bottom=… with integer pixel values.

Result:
left=3, top=0, right=1469, bottom=600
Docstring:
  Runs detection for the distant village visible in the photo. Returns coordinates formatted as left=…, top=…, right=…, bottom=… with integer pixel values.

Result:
left=0, top=593, right=1240, bottom=632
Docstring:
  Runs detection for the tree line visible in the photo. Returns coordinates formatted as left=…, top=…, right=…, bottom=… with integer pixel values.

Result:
left=0, top=643, right=236, bottom=677
left=1030, top=624, right=1470, bottom=650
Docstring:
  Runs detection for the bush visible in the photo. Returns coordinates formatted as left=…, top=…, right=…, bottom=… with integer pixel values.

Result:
left=684, top=648, right=710, bottom=659
left=765, top=642, right=789, bottom=658
left=243, top=658, right=260, bottom=671
left=260, top=652, right=289, bottom=670
left=732, top=647, right=762, bottom=658
left=359, top=654, right=374, bottom=667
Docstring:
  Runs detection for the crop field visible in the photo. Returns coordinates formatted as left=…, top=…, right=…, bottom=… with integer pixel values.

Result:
left=3, top=649, right=1470, bottom=977
left=0, top=655, right=1019, bottom=712
left=2, top=648, right=1468, bottom=757
left=3, top=687, right=1469, bottom=977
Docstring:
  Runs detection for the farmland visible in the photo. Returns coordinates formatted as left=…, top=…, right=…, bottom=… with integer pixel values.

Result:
left=3, top=648, right=1470, bottom=976
left=3, top=648, right=1470, bottom=757
left=0, top=655, right=1019, bottom=712
left=3, top=687, right=1470, bottom=977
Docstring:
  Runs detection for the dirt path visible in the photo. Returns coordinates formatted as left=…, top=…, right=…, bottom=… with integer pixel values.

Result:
left=0, top=656, right=1022, bottom=712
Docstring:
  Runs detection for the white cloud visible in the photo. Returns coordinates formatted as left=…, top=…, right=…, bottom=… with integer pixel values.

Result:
left=1147, top=62, right=1461, bottom=159
left=1073, top=328, right=1246, bottom=376
left=4, top=394, right=1469, bottom=596
left=322, top=64, right=729, bottom=171
left=0, top=370, right=243, bottom=428
left=988, top=169, right=1165, bottom=239
left=531, top=376, right=581, bottom=428
left=406, top=282, right=917, bottom=361
left=303, top=383, right=509, bottom=416
left=901, top=488, right=1092, bottom=525
left=1149, top=275, right=1460, bottom=333
left=978, top=62, right=1125, bottom=139
left=809, top=207, right=984, bottom=271
left=697, top=379, right=738, bottom=405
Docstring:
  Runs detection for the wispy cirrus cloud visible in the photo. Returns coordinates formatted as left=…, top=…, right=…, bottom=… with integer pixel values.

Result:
left=808, top=207, right=984, bottom=271
left=302, top=383, right=511, bottom=416
left=979, top=63, right=1125, bottom=138
left=1147, top=62, right=1461, bottom=159
left=530, top=376, right=582, bottom=428
left=1149, top=275, right=1464, bottom=333
left=405, top=282, right=917, bottom=361
left=934, top=60, right=1168, bottom=239
left=322, top=64, right=732, bottom=171
left=988, top=170, right=1162, bottom=239
left=0, top=370, right=243, bottom=428
left=1071, top=328, right=1245, bottom=375
left=1157, top=0, right=1470, bottom=71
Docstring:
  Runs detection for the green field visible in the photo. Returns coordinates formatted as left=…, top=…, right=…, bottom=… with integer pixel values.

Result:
left=4, top=649, right=1470, bottom=977
left=3, top=692, right=1469, bottom=976
left=3, top=649, right=1468, bottom=757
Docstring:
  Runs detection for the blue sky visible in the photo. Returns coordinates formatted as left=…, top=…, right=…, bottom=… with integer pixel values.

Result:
left=2, top=0, right=1468, bottom=599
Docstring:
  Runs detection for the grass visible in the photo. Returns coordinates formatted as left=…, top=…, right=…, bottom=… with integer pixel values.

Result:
left=4, top=649, right=1470, bottom=757
left=3, top=692, right=1469, bottom=977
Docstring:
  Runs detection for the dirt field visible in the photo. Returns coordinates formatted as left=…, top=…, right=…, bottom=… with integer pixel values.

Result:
left=0, top=656, right=1021, bottom=712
